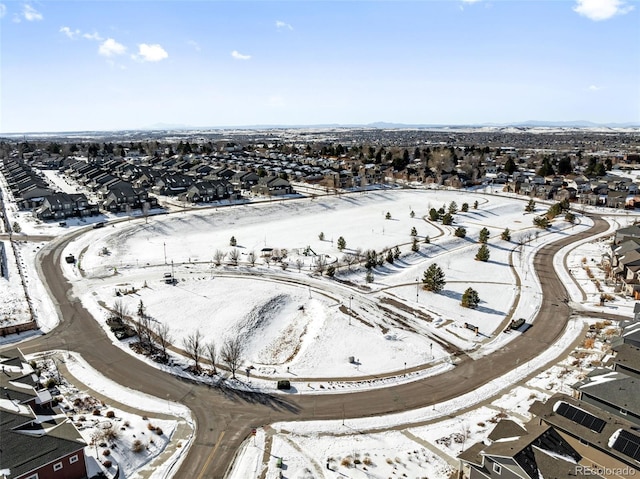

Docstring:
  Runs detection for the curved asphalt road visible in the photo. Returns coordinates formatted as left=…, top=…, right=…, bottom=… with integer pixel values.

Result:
left=11, top=215, right=611, bottom=478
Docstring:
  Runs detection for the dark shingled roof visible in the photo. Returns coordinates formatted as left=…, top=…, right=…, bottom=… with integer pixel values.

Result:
left=488, top=419, right=528, bottom=442
left=608, top=343, right=640, bottom=378
left=0, top=409, right=85, bottom=478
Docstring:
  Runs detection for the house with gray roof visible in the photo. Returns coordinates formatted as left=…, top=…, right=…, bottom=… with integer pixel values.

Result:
left=571, top=369, right=640, bottom=426
left=615, top=225, right=640, bottom=245
left=529, top=394, right=640, bottom=475
left=0, top=349, right=88, bottom=479
left=608, top=343, right=640, bottom=379
left=457, top=420, right=594, bottom=479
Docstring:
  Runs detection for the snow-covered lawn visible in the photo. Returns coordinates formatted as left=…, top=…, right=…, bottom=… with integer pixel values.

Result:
left=57, top=189, right=589, bottom=383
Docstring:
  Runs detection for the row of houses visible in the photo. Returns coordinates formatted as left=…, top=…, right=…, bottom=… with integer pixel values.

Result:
left=459, top=319, right=640, bottom=478
left=603, top=224, right=640, bottom=298
left=0, top=348, right=88, bottom=479
left=1, top=153, right=298, bottom=221
left=502, top=171, right=640, bottom=208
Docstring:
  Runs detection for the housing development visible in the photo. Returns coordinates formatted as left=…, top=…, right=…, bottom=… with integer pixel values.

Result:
left=0, top=126, right=639, bottom=479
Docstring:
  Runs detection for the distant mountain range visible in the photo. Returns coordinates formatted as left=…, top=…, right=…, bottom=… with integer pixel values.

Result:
left=143, top=120, right=640, bottom=131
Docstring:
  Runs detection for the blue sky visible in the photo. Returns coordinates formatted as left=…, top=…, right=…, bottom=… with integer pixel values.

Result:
left=1, top=0, right=638, bottom=133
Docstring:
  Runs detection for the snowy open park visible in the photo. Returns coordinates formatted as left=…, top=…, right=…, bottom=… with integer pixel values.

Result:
left=3, top=179, right=640, bottom=479
left=53, top=189, right=584, bottom=383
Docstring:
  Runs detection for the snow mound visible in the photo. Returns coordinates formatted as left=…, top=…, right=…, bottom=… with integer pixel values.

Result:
left=235, top=294, right=310, bottom=365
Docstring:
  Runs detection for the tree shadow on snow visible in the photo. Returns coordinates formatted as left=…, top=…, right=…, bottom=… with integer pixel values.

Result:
left=214, top=380, right=301, bottom=414
left=439, top=289, right=505, bottom=316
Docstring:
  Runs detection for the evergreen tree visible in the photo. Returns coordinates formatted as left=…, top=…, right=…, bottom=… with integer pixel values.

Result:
left=454, top=227, right=466, bottom=238
left=441, top=213, right=453, bottom=225
left=229, top=236, right=237, bottom=246
left=461, top=288, right=480, bottom=308
left=386, top=249, right=394, bottom=264
left=429, top=208, right=440, bottom=221
left=385, top=211, right=392, bottom=220
left=504, top=157, right=517, bottom=175
left=473, top=200, right=479, bottom=209
left=533, top=216, right=550, bottom=228
left=424, top=235, right=430, bottom=244
left=448, top=201, right=458, bottom=215
left=410, top=210, right=415, bottom=218
left=501, top=228, right=511, bottom=241
left=410, top=227, right=418, bottom=237
left=525, top=199, right=536, bottom=213
left=411, top=238, right=419, bottom=252
left=479, top=227, right=490, bottom=244
left=393, top=246, right=401, bottom=259
left=461, top=202, right=469, bottom=212
left=337, top=236, right=346, bottom=251
left=422, top=264, right=446, bottom=293
left=475, top=244, right=490, bottom=262
left=537, top=157, right=555, bottom=177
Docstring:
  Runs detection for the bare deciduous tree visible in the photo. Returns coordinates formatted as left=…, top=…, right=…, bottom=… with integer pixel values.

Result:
left=183, top=329, right=204, bottom=373
left=221, top=337, right=243, bottom=379
left=142, top=201, right=150, bottom=224
left=295, top=258, right=304, bottom=272
left=155, top=322, right=172, bottom=362
left=315, top=255, right=327, bottom=275
left=229, top=248, right=240, bottom=266
left=134, top=314, right=153, bottom=351
left=247, top=251, right=256, bottom=266
left=205, top=341, right=217, bottom=375
left=111, top=299, right=129, bottom=323
left=213, top=249, right=226, bottom=266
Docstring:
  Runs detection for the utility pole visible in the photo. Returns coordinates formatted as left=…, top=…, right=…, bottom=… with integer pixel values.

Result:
left=163, top=242, right=167, bottom=265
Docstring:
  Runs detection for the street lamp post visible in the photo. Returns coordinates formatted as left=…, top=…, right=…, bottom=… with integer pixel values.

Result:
left=163, top=242, right=167, bottom=265
left=349, top=295, right=353, bottom=326
left=416, top=278, right=419, bottom=303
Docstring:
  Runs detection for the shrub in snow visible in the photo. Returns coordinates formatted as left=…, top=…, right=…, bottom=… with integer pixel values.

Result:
left=132, top=439, right=144, bottom=453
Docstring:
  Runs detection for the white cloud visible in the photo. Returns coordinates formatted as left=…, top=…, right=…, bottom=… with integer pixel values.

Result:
left=60, top=26, right=80, bottom=39
left=187, top=40, right=201, bottom=52
left=587, top=85, right=603, bottom=91
left=83, top=31, right=103, bottom=41
left=461, top=0, right=481, bottom=3
left=573, top=0, right=634, bottom=20
left=276, top=20, right=293, bottom=30
left=135, top=43, right=168, bottom=62
left=99, top=38, right=127, bottom=57
left=23, top=4, right=42, bottom=21
left=0, top=4, right=6, bottom=19
left=231, top=50, right=251, bottom=60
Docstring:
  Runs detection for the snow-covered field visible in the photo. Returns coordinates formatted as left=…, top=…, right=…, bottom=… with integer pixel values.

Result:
left=55, top=189, right=589, bottom=383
